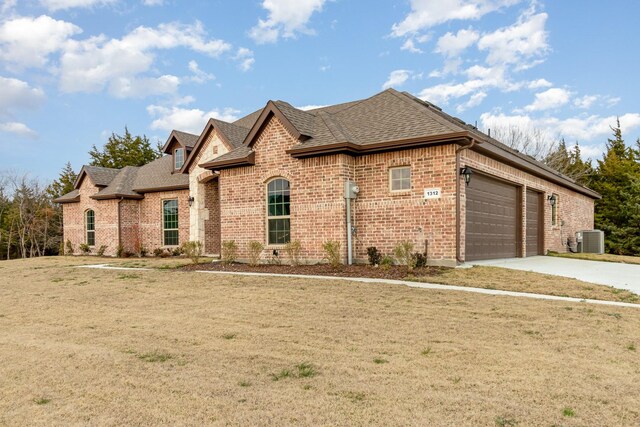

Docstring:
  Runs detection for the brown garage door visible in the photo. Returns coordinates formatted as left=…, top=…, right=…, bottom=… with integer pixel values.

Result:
left=526, top=189, right=543, bottom=256
left=465, top=173, right=519, bottom=261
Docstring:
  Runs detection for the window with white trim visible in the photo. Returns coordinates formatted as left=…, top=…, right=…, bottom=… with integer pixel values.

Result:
left=174, top=148, right=184, bottom=169
left=266, top=178, right=290, bottom=245
left=163, top=199, right=179, bottom=246
left=390, top=166, right=411, bottom=191
left=85, top=210, right=95, bottom=246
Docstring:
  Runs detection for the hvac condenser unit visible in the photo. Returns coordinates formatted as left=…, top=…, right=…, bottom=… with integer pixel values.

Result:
left=576, top=230, right=604, bottom=254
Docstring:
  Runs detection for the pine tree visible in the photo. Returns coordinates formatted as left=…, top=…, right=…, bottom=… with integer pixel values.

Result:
left=88, top=127, right=161, bottom=169
left=46, top=162, right=77, bottom=199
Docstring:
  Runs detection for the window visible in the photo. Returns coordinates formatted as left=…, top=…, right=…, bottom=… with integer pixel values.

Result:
left=390, top=166, right=411, bottom=191
left=266, top=178, right=290, bottom=245
left=163, top=199, right=179, bottom=246
left=174, top=148, right=184, bottom=169
left=551, top=193, right=559, bottom=226
left=85, top=210, right=95, bottom=246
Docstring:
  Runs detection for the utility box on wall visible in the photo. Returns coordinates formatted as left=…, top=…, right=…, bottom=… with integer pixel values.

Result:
left=576, top=230, right=604, bottom=254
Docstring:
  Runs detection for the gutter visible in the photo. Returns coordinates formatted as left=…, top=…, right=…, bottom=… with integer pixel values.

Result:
left=117, top=197, right=124, bottom=252
left=455, top=138, right=477, bottom=264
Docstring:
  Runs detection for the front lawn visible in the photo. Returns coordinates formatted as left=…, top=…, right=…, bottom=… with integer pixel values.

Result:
left=1, top=257, right=639, bottom=425
left=548, top=251, right=640, bottom=265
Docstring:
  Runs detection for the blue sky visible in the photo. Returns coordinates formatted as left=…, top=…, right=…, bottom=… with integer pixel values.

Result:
left=1, top=0, right=639, bottom=181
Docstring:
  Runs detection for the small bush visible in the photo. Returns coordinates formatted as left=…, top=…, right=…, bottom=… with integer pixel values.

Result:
left=393, top=240, right=417, bottom=270
left=171, top=247, right=182, bottom=257
left=139, top=246, right=148, bottom=257
left=181, top=241, right=204, bottom=264
left=79, top=243, right=91, bottom=255
left=247, top=241, right=264, bottom=266
left=380, top=254, right=394, bottom=270
left=58, top=241, right=65, bottom=256
left=414, top=252, right=427, bottom=268
left=285, top=240, right=303, bottom=266
left=116, top=245, right=124, bottom=258
left=366, top=247, right=382, bottom=266
left=221, top=240, right=238, bottom=264
left=322, top=240, right=341, bottom=268
left=153, top=248, right=164, bottom=257
left=160, top=250, right=171, bottom=258
left=268, top=249, right=282, bottom=265
left=563, top=407, right=575, bottom=417
left=65, top=239, right=74, bottom=256
left=97, top=245, right=108, bottom=257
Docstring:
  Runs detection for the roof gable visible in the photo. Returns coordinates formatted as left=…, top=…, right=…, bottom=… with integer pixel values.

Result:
left=74, top=165, right=120, bottom=189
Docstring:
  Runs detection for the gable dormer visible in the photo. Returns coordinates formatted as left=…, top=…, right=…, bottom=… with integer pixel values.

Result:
left=161, top=130, right=199, bottom=172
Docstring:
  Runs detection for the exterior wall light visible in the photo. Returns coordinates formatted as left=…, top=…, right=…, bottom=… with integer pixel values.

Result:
left=547, top=194, right=557, bottom=206
left=188, top=196, right=195, bottom=207
left=460, top=167, right=473, bottom=186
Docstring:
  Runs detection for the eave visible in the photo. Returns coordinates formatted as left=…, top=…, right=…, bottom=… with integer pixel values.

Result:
left=199, top=152, right=256, bottom=171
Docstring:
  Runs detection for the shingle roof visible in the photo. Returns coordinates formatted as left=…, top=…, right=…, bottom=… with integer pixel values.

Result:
left=173, top=130, right=199, bottom=148
left=132, top=155, right=189, bottom=192
left=210, top=119, right=250, bottom=148
left=75, top=165, right=120, bottom=188
left=52, top=189, right=80, bottom=204
left=92, top=166, right=142, bottom=200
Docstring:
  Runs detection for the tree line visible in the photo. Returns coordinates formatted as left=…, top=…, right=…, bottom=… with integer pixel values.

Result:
left=0, top=123, right=638, bottom=260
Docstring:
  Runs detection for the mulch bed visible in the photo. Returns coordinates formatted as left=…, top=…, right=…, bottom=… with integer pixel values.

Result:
left=180, top=262, right=449, bottom=281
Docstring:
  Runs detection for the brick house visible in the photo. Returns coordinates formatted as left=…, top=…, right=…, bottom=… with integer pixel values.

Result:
left=55, top=89, right=599, bottom=265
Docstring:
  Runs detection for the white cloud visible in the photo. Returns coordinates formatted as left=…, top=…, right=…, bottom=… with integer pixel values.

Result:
left=574, top=95, right=598, bottom=109
left=142, top=0, right=163, bottom=5
left=109, top=75, right=180, bottom=98
left=297, top=104, right=328, bottom=111
left=147, top=104, right=240, bottom=133
left=59, top=21, right=230, bottom=95
left=382, top=69, right=413, bottom=90
left=40, top=0, right=116, bottom=11
left=456, top=91, right=487, bottom=112
left=527, top=78, right=552, bottom=89
left=435, top=28, right=479, bottom=56
left=477, top=11, right=548, bottom=68
left=187, top=60, right=215, bottom=83
left=401, top=38, right=423, bottom=53
left=524, top=87, right=571, bottom=112
left=0, top=121, right=37, bottom=138
left=0, top=76, right=46, bottom=112
left=0, top=15, right=82, bottom=69
left=1, top=0, right=17, bottom=14
left=249, top=0, right=327, bottom=44
left=234, top=47, right=255, bottom=72
left=391, top=0, right=520, bottom=37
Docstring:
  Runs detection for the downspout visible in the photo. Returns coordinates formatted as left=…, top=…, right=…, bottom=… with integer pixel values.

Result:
left=455, top=138, right=477, bottom=264
left=117, top=197, right=124, bottom=253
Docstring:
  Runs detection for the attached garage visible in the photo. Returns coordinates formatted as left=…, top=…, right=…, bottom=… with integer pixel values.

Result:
left=526, top=189, right=544, bottom=256
left=465, top=173, right=520, bottom=261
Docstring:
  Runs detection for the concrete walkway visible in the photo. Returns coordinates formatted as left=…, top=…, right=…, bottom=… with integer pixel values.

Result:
left=469, top=256, right=640, bottom=294
left=77, top=264, right=640, bottom=309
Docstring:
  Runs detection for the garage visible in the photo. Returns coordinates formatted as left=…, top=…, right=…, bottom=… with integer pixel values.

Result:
left=465, top=173, right=520, bottom=261
left=526, top=189, right=543, bottom=256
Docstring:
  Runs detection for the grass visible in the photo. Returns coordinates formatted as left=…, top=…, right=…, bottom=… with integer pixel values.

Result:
left=548, top=251, right=640, bottom=265
left=373, top=358, right=388, bottom=364
left=563, top=407, right=576, bottom=417
left=33, top=398, right=51, bottom=405
left=1, top=256, right=640, bottom=425
left=416, top=265, right=640, bottom=304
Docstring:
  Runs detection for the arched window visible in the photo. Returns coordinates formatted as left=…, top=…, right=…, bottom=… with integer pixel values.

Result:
left=85, top=210, right=95, bottom=246
left=266, top=178, right=290, bottom=245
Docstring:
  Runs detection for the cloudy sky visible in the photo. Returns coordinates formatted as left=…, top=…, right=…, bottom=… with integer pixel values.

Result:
left=1, top=0, right=639, bottom=180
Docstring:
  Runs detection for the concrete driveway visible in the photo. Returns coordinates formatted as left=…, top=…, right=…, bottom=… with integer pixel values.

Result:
left=469, top=256, right=640, bottom=295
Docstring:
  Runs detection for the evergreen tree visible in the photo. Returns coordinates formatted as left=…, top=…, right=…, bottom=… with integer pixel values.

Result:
left=544, top=139, right=593, bottom=185
left=88, top=127, right=161, bottom=169
left=46, top=162, right=77, bottom=199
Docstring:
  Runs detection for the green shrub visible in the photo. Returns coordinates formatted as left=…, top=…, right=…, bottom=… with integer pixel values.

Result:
left=285, top=240, right=303, bottom=266
left=393, top=240, right=417, bottom=270
left=58, top=241, right=65, bottom=256
left=221, top=240, right=238, bottom=264
left=116, top=244, right=124, bottom=258
left=79, top=243, right=91, bottom=255
left=139, top=246, right=148, bottom=257
left=97, top=245, right=108, bottom=257
left=181, top=241, right=204, bottom=264
left=153, top=248, right=164, bottom=257
left=366, top=247, right=381, bottom=266
left=414, top=252, right=427, bottom=268
left=65, top=240, right=74, bottom=256
left=247, top=241, right=264, bottom=266
left=171, top=247, right=182, bottom=257
left=380, top=254, right=394, bottom=270
left=322, top=240, right=341, bottom=268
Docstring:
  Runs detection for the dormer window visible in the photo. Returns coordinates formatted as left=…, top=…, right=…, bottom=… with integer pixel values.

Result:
left=174, top=148, right=184, bottom=169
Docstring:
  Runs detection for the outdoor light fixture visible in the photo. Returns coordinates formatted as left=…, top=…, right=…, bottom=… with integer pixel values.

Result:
left=547, top=194, right=557, bottom=207
left=460, top=167, right=473, bottom=186
left=188, top=196, right=195, bottom=207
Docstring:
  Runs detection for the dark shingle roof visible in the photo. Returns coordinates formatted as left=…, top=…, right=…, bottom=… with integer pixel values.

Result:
left=173, top=130, right=199, bottom=148
left=132, top=155, right=189, bottom=192
left=53, top=189, right=80, bottom=204
left=92, top=166, right=142, bottom=199
left=210, top=119, right=250, bottom=148
left=75, top=165, right=120, bottom=188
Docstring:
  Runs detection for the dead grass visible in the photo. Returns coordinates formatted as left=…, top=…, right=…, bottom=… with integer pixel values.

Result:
left=416, top=265, right=640, bottom=303
left=1, top=256, right=639, bottom=426
left=548, top=251, right=640, bottom=265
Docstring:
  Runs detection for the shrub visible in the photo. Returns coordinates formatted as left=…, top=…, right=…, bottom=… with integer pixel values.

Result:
left=221, top=240, right=238, bottom=264
left=171, top=247, right=182, bottom=257
left=79, top=243, right=91, bottom=255
left=160, top=250, right=171, bottom=258
left=58, top=241, right=65, bottom=256
left=393, top=240, right=417, bottom=270
left=380, top=254, right=394, bottom=270
left=116, top=244, right=124, bottom=258
left=181, top=241, right=204, bottom=264
left=139, top=247, right=148, bottom=257
left=153, top=248, right=164, bottom=257
left=123, top=251, right=135, bottom=258
left=414, top=252, right=427, bottom=268
left=268, top=249, right=282, bottom=265
left=366, top=247, right=382, bottom=266
left=97, top=245, right=108, bottom=257
left=322, top=240, right=341, bottom=268
left=247, top=241, right=264, bottom=266
left=285, top=240, right=303, bottom=266
left=65, top=240, right=74, bottom=256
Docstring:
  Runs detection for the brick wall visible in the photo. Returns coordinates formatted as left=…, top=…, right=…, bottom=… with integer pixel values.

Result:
left=138, top=190, right=190, bottom=252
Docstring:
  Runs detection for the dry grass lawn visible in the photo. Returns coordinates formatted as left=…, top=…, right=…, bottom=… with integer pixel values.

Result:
left=1, top=257, right=639, bottom=426
left=548, top=251, right=640, bottom=265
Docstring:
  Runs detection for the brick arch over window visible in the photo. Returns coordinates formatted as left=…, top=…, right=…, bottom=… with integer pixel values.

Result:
left=260, top=169, right=293, bottom=184
left=85, top=209, right=95, bottom=246
left=266, top=177, right=291, bottom=245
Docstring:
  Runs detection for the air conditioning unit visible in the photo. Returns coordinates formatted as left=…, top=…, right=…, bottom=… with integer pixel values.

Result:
left=576, top=230, right=604, bottom=254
